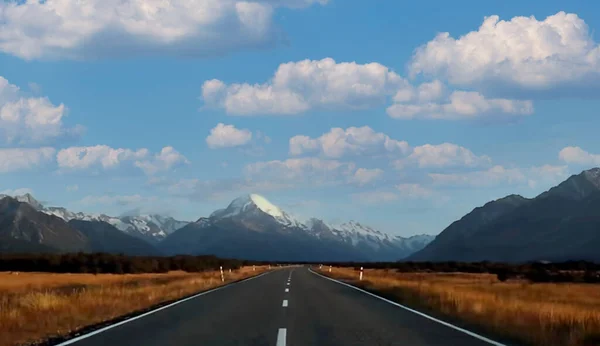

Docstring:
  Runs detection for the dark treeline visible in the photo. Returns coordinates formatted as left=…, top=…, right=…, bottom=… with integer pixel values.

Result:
left=299, top=260, right=600, bottom=283
left=0, top=253, right=271, bottom=274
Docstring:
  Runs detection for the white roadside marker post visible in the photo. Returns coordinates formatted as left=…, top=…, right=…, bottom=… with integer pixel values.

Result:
left=329, top=265, right=332, bottom=273
left=360, top=267, right=363, bottom=281
left=253, top=265, right=256, bottom=271
left=220, top=266, right=224, bottom=283
left=229, top=269, right=232, bottom=274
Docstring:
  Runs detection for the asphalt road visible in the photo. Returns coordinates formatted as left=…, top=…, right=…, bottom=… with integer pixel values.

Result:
left=56, top=267, right=506, bottom=346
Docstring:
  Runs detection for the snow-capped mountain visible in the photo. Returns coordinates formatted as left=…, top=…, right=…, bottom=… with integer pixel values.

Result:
left=0, top=192, right=432, bottom=260
left=0, top=194, right=188, bottom=244
left=162, top=193, right=434, bottom=261
left=210, top=194, right=305, bottom=229
left=45, top=209, right=189, bottom=244
left=0, top=193, right=44, bottom=211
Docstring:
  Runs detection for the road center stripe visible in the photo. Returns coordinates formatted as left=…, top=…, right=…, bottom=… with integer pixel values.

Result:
left=276, top=328, right=287, bottom=346
left=282, top=299, right=288, bottom=307
left=285, top=288, right=289, bottom=292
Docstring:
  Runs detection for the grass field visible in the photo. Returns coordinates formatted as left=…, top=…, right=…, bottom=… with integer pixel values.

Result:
left=0, top=267, right=267, bottom=346
left=318, top=267, right=600, bottom=346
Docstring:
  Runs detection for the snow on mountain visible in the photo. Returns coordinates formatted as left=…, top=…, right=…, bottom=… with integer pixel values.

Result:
left=334, top=221, right=392, bottom=243
left=206, top=193, right=434, bottom=256
left=584, top=167, right=600, bottom=189
left=0, top=191, right=432, bottom=258
left=0, top=193, right=188, bottom=244
left=397, top=234, right=437, bottom=253
left=211, top=194, right=304, bottom=228
left=0, top=193, right=44, bottom=211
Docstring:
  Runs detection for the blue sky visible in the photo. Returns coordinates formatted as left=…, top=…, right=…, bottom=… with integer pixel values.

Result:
left=1, top=0, right=600, bottom=236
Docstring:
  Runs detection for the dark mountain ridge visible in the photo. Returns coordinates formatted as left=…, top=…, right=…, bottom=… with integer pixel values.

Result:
left=409, top=168, right=600, bottom=262
left=0, top=196, right=159, bottom=256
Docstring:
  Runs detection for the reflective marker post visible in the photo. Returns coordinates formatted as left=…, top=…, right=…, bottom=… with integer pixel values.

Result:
left=329, top=265, right=332, bottom=273
left=220, top=266, right=224, bottom=282
left=360, top=267, right=363, bottom=281
left=253, top=265, right=256, bottom=271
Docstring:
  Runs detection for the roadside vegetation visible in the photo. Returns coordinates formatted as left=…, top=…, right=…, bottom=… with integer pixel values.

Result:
left=0, top=253, right=267, bottom=274
left=0, top=267, right=267, bottom=346
left=311, top=260, right=600, bottom=283
left=318, top=267, right=600, bottom=346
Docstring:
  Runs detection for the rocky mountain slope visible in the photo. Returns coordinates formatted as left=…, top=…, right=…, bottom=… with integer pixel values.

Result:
left=408, top=168, right=600, bottom=262
left=0, top=194, right=189, bottom=244
left=0, top=196, right=161, bottom=255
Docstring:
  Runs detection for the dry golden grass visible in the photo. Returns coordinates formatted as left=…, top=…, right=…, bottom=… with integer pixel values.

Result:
left=0, top=267, right=268, bottom=346
left=319, top=267, right=600, bottom=346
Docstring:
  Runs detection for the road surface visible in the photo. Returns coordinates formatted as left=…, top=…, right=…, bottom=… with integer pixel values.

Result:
left=56, top=267, right=506, bottom=346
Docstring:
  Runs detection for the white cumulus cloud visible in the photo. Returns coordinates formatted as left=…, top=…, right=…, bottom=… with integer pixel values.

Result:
left=57, top=145, right=187, bottom=174
left=0, top=148, right=56, bottom=173
left=206, top=123, right=253, bottom=148
left=0, top=0, right=327, bottom=60
left=57, top=145, right=149, bottom=170
left=409, top=12, right=600, bottom=94
left=202, top=58, right=406, bottom=115
left=244, top=157, right=356, bottom=184
left=429, top=164, right=568, bottom=188
left=290, top=126, right=409, bottom=158
left=135, top=146, right=189, bottom=175
left=348, top=168, right=383, bottom=185
left=558, top=146, right=600, bottom=166
left=0, top=76, right=82, bottom=145
left=394, top=143, right=491, bottom=169
left=387, top=88, right=533, bottom=120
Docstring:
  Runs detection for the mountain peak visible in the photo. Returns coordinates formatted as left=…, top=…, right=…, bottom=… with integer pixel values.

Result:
left=211, top=193, right=284, bottom=219
left=583, top=167, right=600, bottom=188
left=0, top=193, right=44, bottom=210
left=539, top=167, right=600, bottom=200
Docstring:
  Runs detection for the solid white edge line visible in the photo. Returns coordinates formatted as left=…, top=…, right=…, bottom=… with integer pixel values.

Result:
left=309, top=268, right=506, bottom=346
left=282, top=299, right=289, bottom=307
left=55, top=270, right=274, bottom=346
left=276, top=328, right=287, bottom=346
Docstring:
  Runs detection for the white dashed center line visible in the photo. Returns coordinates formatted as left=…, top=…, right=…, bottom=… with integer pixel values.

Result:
left=282, top=300, right=288, bottom=307
left=285, top=288, right=289, bottom=293
left=276, top=328, right=287, bottom=346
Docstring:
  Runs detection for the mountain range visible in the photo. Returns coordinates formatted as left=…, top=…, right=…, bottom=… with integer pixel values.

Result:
left=0, top=196, right=159, bottom=255
left=408, top=167, right=600, bottom=262
left=3, top=167, right=598, bottom=263
left=0, top=193, right=433, bottom=261
left=160, top=194, right=433, bottom=261
left=0, top=193, right=188, bottom=245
